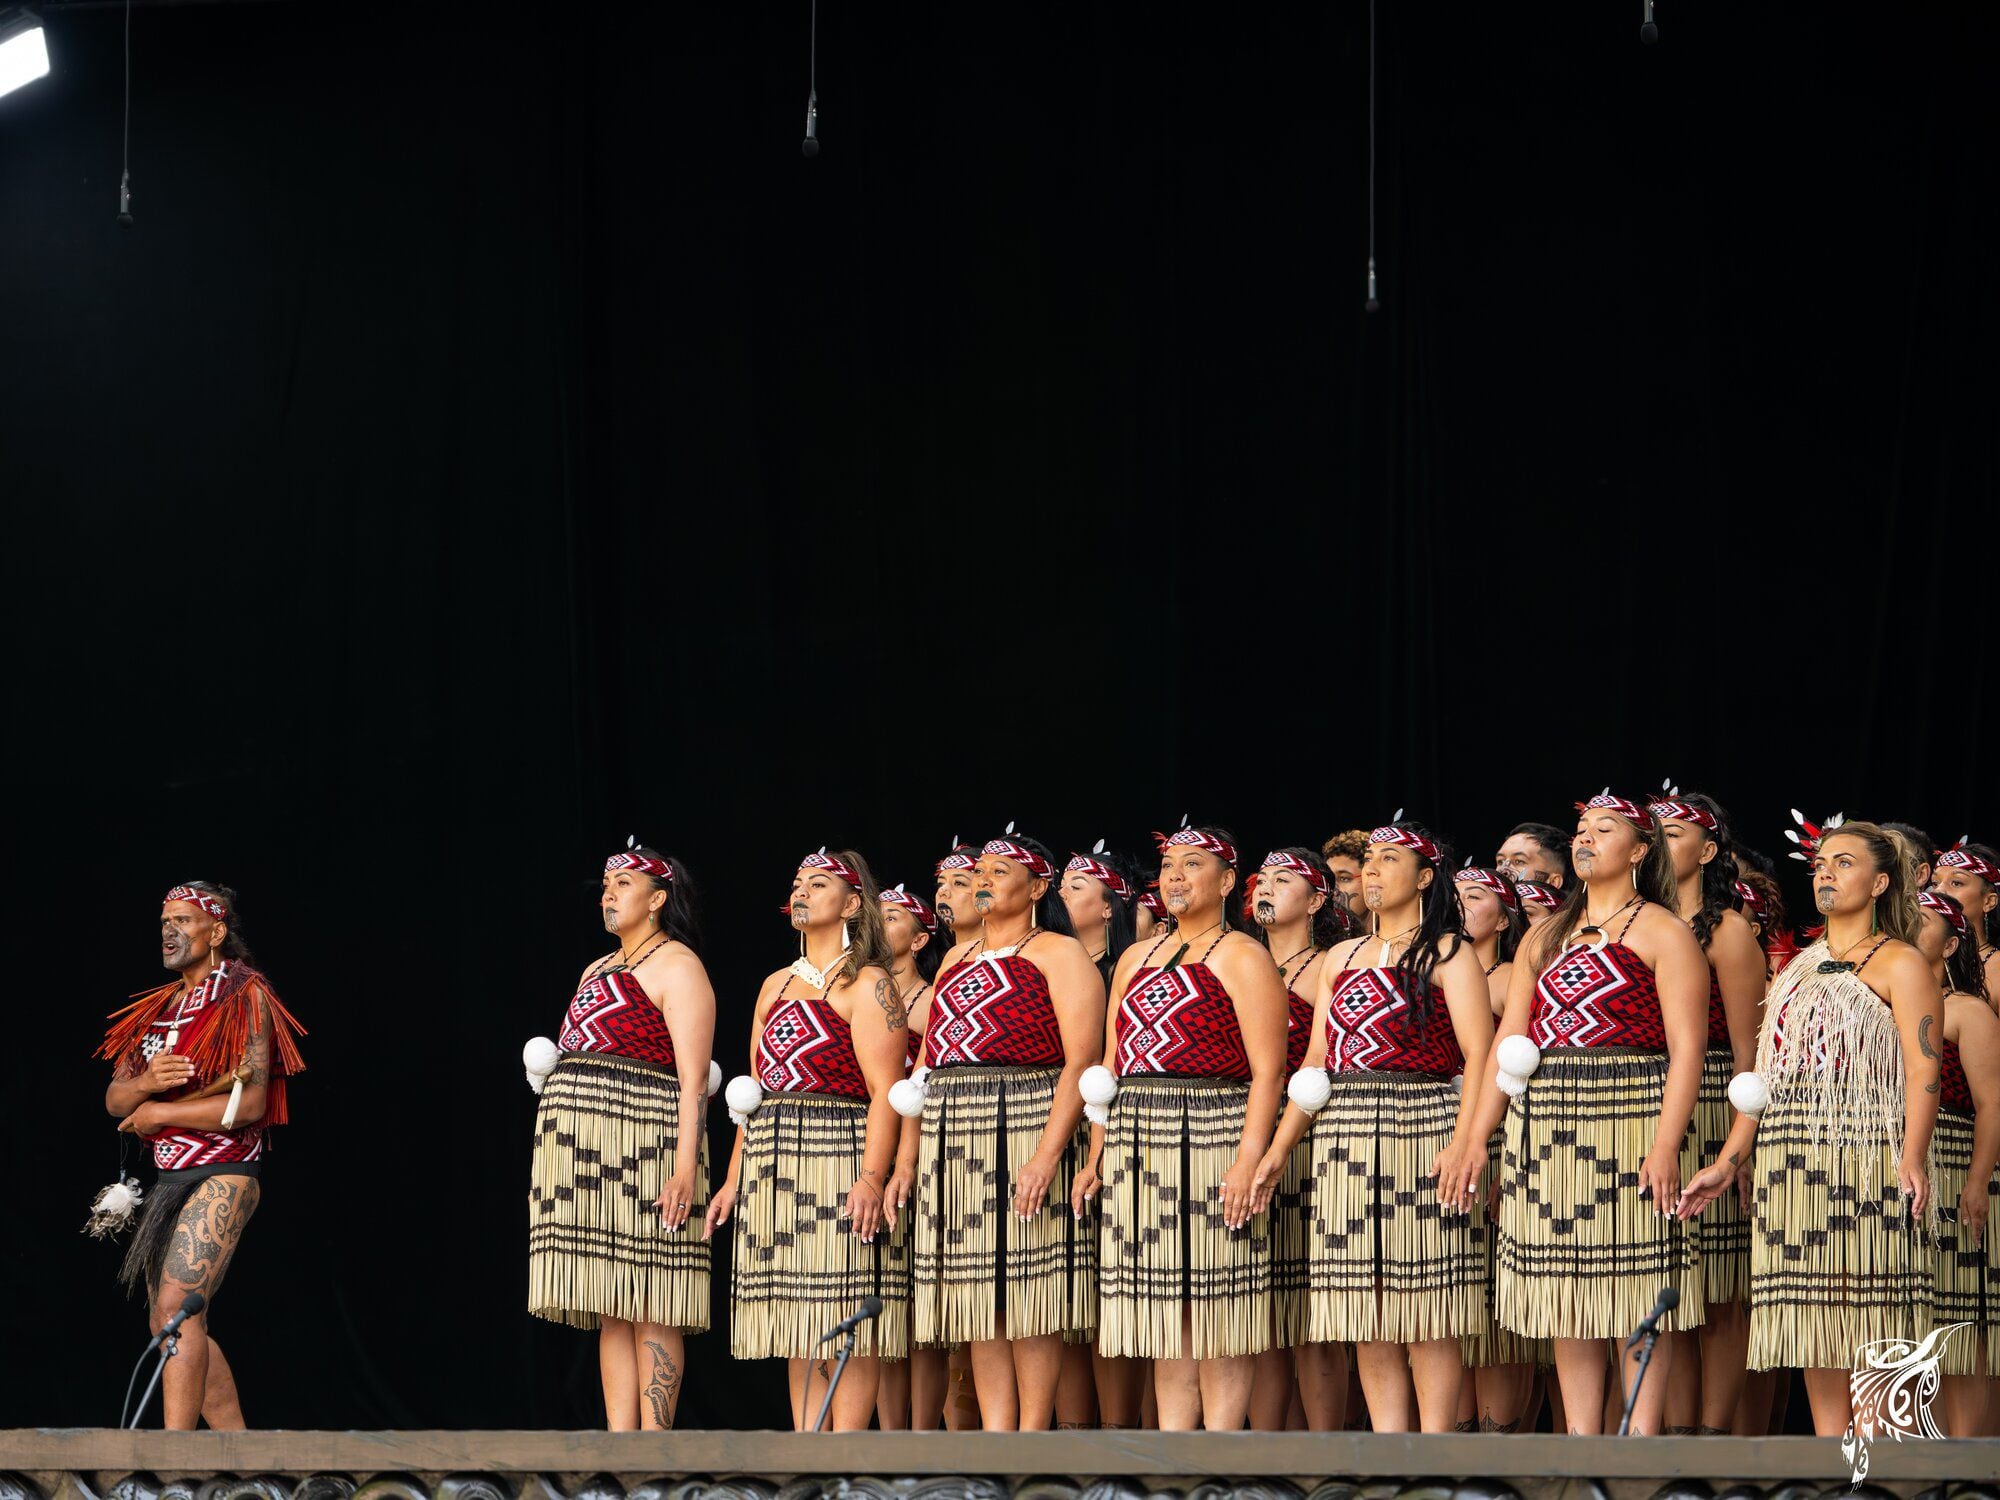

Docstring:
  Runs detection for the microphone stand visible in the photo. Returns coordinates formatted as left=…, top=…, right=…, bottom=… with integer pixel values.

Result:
left=1617, top=1321, right=1663, bottom=1436
left=125, top=1331, right=180, bottom=1430
left=811, top=1324, right=861, bottom=1433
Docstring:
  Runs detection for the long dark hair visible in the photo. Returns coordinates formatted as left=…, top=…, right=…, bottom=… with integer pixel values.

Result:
left=1004, top=834, right=1076, bottom=938
left=1190, top=825, right=1256, bottom=934
left=1671, top=793, right=1744, bottom=953
left=1531, top=801, right=1678, bottom=977
left=1377, top=822, right=1465, bottom=1029
left=1091, top=846, right=1146, bottom=979
left=182, top=880, right=257, bottom=966
left=1932, top=891, right=1989, bottom=1002
left=1256, top=847, right=1350, bottom=951
left=630, top=846, right=704, bottom=956
left=912, top=919, right=944, bottom=982
left=1473, top=868, right=1527, bottom=963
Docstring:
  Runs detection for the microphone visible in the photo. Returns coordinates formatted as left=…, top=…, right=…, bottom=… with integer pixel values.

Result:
left=801, top=90, right=820, bottom=157
left=1365, top=256, right=1380, bottom=313
left=148, top=1291, right=205, bottom=1350
left=117, top=170, right=134, bottom=228
left=1627, top=1284, right=1678, bottom=1345
left=1641, top=0, right=1659, bottom=43
left=817, top=1295, right=882, bottom=1343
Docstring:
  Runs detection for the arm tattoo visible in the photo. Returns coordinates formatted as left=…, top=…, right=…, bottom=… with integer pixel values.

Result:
left=1919, top=1013, right=1938, bottom=1061
left=641, top=1339, right=681, bottom=1428
left=875, top=976, right=910, bottom=1031
left=248, top=998, right=272, bottom=1087
left=1726, top=1151, right=1740, bottom=1169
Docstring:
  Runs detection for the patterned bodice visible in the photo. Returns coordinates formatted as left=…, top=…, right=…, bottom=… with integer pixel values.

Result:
left=1706, top=968, right=1728, bottom=1048
left=1942, top=1038, right=1973, bottom=1117
left=926, top=950, right=1064, bottom=1068
left=1324, top=966, right=1464, bottom=1075
left=758, top=982, right=867, bottom=1099
left=138, top=962, right=262, bottom=1170
left=1114, top=962, right=1251, bottom=1079
left=1286, top=988, right=1315, bottom=1074
left=1530, top=942, right=1665, bottom=1050
left=560, top=967, right=678, bottom=1068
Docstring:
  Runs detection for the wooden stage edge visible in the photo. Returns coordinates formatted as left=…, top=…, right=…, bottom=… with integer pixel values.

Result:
left=4, top=1430, right=2000, bottom=1483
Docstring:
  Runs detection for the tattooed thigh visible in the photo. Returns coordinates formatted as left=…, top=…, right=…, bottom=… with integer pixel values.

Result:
left=161, top=1176, right=261, bottom=1304
left=642, top=1339, right=683, bottom=1429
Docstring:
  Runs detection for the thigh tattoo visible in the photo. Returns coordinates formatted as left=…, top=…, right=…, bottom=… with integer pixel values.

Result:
left=642, top=1340, right=682, bottom=1429
left=163, top=1177, right=261, bottom=1300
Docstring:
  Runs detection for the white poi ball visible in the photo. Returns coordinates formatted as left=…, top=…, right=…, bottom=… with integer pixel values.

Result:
left=1449, top=1073, right=1464, bottom=1093
left=888, top=1077, right=927, bottom=1118
left=1495, top=1069, right=1529, bottom=1098
left=1495, top=1034, right=1542, bottom=1079
left=96, top=1182, right=135, bottom=1214
left=1727, top=1070, right=1770, bottom=1117
left=523, top=1036, right=560, bottom=1076
left=1079, top=1065, right=1119, bottom=1107
left=1287, top=1066, right=1333, bottom=1114
left=911, top=1065, right=930, bottom=1089
left=724, top=1074, right=765, bottom=1117
left=707, top=1060, right=723, bottom=1097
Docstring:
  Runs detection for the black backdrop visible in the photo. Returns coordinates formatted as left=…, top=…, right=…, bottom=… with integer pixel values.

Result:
left=2, top=0, right=1993, bottom=1430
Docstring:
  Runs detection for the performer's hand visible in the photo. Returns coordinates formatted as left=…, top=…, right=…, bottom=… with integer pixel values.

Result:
left=1639, top=1144, right=1680, bottom=1218
left=1013, top=1151, right=1055, bottom=1221
left=846, top=1179, right=883, bottom=1242
left=1220, top=1152, right=1257, bottom=1232
left=117, top=1102, right=168, bottom=1137
left=142, top=1054, right=195, bottom=1094
left=883, top=1160, right=916, bottom=1230
left=701, top=1181, right=737, bottom=1240
left=1958, top=1177, right=1988, bottom=1249
left=1431, top=1137, right=1484, bottom=1215
left=1069, top=1157, right=1101, bottom=1219
left=1247, top=1148, right=1285, bottom=1217
left=655, top=1168, right=696, bottom=1233
left=1674, top=1159, right=1730, bottom=1220
left=1899, top=1152, right=1931, bottom=1222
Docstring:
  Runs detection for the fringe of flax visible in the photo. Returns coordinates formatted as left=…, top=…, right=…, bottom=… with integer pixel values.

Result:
left=1270, top=1099, right=1315, bottom=1348
left=1098, top=1076, right=1271, bottom=1360
left=1746, top=1093, right=1932, bottom=1372
left=909, top=1064, right=1092, bottom=1347
left=1757, top=944, right=1914, bottom=1173
left=1697, top=1045, right=1751, bottom=1307
left=1303, top=1071, right=1486, bottom=1346
left=1494, top=1048, right=1704, bottom=1342
left=1462, top=1127, right=1547, bottom=1369
left=730, top=1091, right=909, bottom=1360
left=1928, top=1109, right=1994, bottom=1377
left=527, top=1054, right=710, bottom=1332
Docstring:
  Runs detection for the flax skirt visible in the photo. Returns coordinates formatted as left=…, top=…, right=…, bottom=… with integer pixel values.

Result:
left=909, top=1064, right=1094, bottom=1347
left=1269, top=1105, right=1314, bottom=1348
left=1463, top=1127, right=1546, bottom=1368
left=1746, top=1093, right=1931, bottom=1371
left=731, top=1091, right=910, bottom=1360
left=527, top=1052, right=710, bottom=1332
left=1928, top=1108, right=1997, bottom=1377
left=1301, top=1070, right=1485, bottom=1346
left=1696, top=1045, right=1751, bottom=1307
left=1495, top=1047, right=1704, bottom=1341
left=1099, top=1075, right=1270, bottom=1360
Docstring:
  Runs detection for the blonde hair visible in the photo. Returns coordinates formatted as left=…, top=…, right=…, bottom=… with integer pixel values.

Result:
left=828, top=849, right=895, bottom=985
left=1822, top=821, right=1922, bottom=947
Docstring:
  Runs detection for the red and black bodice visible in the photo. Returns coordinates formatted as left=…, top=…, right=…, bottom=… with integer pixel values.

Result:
left=1705, top=968, right=1730, bottom=1048
left=757, top=978, right=868, bottom=1100
left=1324, top=966, right=1464, bottom=1076
left=136, top=960, right=262, bottom=1170
left=1530, top=941, right=1665, bottom=1051
left=1285, top=988, right=1315, bottom=1074
left=560, top=967, right=678, bottom=1068
left=1115, top=940, right=1252, bottom=1080
left=1941, top=1038, right=1973, bottom=1118
left=926, top=947, right=1065, bottom=1069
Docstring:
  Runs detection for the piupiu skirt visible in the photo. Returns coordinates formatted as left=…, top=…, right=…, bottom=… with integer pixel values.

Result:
left=1462, top=1128, right=1547, bottom=1369
left=1098, top=1075, right=1271, bottom=1360
left=1696, top=1045, right=1752, bottom=1306
left=527, top=1052, right=711, bottom=1332
left=1269, top=1103, right=1315, bottom=1348
left=1495, top=1047, right=1704, bottom=1341
left=1746, top=1094, right=1931, bottom=1371
left=909, top=1063, right=1094, bottom=1346
left=1302, top=1070, right=1485, bottom=1346
left=1927, top=1108, right=1995, bottom=1376
left=731, top=1090, right=910, bottom=1360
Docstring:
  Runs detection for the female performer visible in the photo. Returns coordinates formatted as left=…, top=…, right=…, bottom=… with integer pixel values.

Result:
left=1679, top=821, right=1941, bottom=1436
left=1933, top=839, right=2000, bottom=999
left=1651, top=792, right=1764, bottom=1436
left=1514, top=881, right=1561, bottom=932
left=897, top=832, right=1103, bottom=1429
left=527, top=843, right=714, bottom=1430
left=1083, top=825, right=1286, bottom=1430
left=704, top=849, right=907, bottom=1431
left=1253, top=824, right=1492, bottom=1433
left=1470, top=793, right=1709, bottom=1435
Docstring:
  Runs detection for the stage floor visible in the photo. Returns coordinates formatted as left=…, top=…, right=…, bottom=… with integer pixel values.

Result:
left=6, top=1430, right=2000, bottom=1499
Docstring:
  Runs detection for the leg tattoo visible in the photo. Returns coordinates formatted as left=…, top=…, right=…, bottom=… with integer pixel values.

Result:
left=162, top=1177, right=260, bottom=1302
left=642, top=1340, right=682, bottom=1429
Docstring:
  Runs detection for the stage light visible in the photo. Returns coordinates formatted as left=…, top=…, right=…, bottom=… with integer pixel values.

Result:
left=0, top=9, right=52, bottom=101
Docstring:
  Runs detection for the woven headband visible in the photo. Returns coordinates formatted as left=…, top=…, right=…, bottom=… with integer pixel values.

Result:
left=1938, top=846, right=2000, bottom=886
left=163, top=885, right=227, bottom=921
left=1576, top=792, right=1654, bottom=831
left=1139, top=890, right=1169, bottom=919
left=935, top=843, right=978, bottom=876
left=1454, top=866, right=1519, bottom=910
left=1647, top=800, right=1717, bottom=832
left=982, top=838, right=1054, bottom=880
left=1514, top=881, right=1561, bottom=910
left=605, top=835, right=671, bottom=880
left=1918, top=890, right=1970, bottom=937
left=1065, top=854, right=1134, bottom=898
left=881, top=884, right=938, bottom=932
left=1733, top=879, right=1764, bottom=915
left=1258, top=850, right=1328, bottom=894
left=1155, top=827, right=1239, bottom=865
left=1368, top=825, right=1441, bottom=862
left=800, top=848, right=863, bottom=886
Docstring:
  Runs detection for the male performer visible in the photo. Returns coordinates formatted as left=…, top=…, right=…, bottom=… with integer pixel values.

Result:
left=98, top=883, right=305, bottom=1429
